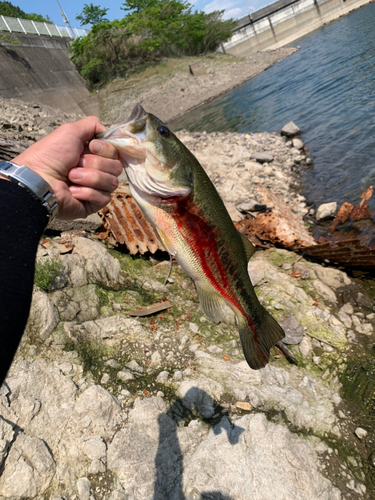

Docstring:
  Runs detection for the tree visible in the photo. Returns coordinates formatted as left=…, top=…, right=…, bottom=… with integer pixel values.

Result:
left=0, top=1, right=49, bottom=22
left=71, top=0, right=236, bottom=87
left=76, top=3, right=109, bottom=26
left=121, top=0, right=158, bottom=13
left=25, top=13, right=50, bottom=23
left=0, top=0, right=26, bottom=17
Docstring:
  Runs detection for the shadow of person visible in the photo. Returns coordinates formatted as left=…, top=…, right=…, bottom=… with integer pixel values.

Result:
left=152, top=387, right=244, bottom=500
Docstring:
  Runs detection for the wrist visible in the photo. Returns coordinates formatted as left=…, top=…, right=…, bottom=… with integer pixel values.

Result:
left=0, top=161, right=59, bottom=220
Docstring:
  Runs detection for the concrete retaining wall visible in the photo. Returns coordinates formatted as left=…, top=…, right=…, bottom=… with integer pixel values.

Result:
left=0, top=33, right=99, bottom=116
left=224, top=0, right=372, bottom=56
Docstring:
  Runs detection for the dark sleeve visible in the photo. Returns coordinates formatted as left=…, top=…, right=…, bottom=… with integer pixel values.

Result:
left=0, top=180, right=49, bottom=385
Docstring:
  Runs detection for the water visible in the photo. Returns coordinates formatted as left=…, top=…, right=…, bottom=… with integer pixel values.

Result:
left=169, top=3, right=375, bottom=211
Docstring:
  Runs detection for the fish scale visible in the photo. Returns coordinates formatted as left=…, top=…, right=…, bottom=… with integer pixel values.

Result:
left=96, top=104, right=285, bottom=370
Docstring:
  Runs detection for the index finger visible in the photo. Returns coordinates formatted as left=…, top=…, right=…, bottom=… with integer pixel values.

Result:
left=88, top=139, right=119, bottom=160
left=69, top=116, right=107, bottom=143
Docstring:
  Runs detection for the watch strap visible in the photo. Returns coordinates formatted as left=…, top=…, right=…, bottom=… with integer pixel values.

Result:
left=0, top=161, right=58, bottom=220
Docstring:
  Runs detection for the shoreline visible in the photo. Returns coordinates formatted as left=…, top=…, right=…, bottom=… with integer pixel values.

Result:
left=99, top=47, right=298, bottom=126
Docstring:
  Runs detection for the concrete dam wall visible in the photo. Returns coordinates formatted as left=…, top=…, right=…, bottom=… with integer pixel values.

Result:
left=0, top=33, right=98, bottom=116
left=224, top=0, right=372, bottom=56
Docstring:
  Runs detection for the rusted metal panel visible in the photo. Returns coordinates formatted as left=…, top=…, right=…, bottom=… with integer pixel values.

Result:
left=330, top=186, right=373, bottom=232
left=302, top=239, right=375, bottom=268
left=301, top=187, right=375, bottom=268
left=236, top=185, right=316, bottom=248
left=98, top=184, right=165, bottom=255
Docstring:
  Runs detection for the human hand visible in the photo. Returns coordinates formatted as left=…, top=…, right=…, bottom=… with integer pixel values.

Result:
left=13, top=116, right=122, bottom=220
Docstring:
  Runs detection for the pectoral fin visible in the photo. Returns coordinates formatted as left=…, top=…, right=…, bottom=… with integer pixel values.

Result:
left=156, top=228, right=176, bottom=256
left=239, top=232, right=256, bottom=261
left=195, top=283, right=228, bottom=324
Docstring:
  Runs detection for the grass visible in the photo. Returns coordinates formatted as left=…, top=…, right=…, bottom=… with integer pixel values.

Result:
left=34, top=258, right=62, bottom=292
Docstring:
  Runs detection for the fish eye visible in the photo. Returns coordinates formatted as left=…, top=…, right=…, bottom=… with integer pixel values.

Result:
left=157, top=126, right=169, bottom=138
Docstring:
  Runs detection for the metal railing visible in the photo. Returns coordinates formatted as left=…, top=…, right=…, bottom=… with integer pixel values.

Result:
left=0, top=15, right=89, bottom=39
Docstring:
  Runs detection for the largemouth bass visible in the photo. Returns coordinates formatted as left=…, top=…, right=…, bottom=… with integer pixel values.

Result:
left=97, top=104, right=285, bottom=369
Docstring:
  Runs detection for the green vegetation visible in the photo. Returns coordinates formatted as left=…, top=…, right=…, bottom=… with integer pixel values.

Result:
left=0, top=33, right=21, bottom=45
left=0, top=1, right=50, bottom=22
left=34, top=258, right=62, bottom=292
left=71, top=0, right=236, bottom=87
left=76, top=3, right=109, bottom=26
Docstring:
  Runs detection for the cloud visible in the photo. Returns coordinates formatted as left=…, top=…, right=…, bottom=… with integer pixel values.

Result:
left=203, top=0, right=255, bottom=19
left=203, top=0, right=236, bottom=13
left=223, top=7, right=246, bottom=19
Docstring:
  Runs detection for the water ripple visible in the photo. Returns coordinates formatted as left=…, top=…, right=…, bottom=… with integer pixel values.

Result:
left=170, top=3, right=375, bottom=210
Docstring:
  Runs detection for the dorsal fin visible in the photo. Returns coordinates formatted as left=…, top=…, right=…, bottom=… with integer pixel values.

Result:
left=239, top=232, right=256, bottom=261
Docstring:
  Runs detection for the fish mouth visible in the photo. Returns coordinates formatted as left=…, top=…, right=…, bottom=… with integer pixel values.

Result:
left=95, top=104, right=148, bottom=147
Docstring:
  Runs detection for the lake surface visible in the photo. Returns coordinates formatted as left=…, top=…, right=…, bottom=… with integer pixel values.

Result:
left=169, top=3, right=375, bottom=212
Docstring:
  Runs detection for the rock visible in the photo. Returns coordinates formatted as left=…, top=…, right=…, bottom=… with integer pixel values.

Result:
left=88, top=459, right=106, bottom=474
left=126, top=360, right=144, bottom=373
left=223, top=201, right=243, bottom=222
left=189, top=61, right=207, bottom=77
left=299, top=336, right=312, bottom=358
left=150, top=350, right=162, bottom=367
left=292, top=137, right=304, bottom=149
left=316, top=202, right=337, bottom=220
left=313, top=266, right=350, bottom=290
left=156, top=371, right=169, bottom=382
left=207, top=345, right=223, bottom=354
left=354, top=427, right=368, bottom=440
left=105, top=359, right=119, bottom=368
left=72, top=236, right=122, bottom=288
left=117, top=370, right=134, bottom=382
left=70, top=315, right=147, bottom=346
left=189, top=322, right=200, bottom=333
left=0, top=416, right=14, bottom=467
left=25, top=289, right=59, bottom=342
left=70, top=385, right=122, bottom=439
left=138, top=276, right=168, bottom=293
left=279, top=315, right=305, bottom=344
left=312, top=279, right=337, bottom=303
left=340, top=303, right=354, bottom=315
left=108, top=490, right=128, bottom=500
left=281, top=121, right=300, bottom=137
left=248, top=260, right=265, bottom=286
left=77, top=477, right=91, bottom=500
left=183, top=413, right=341, bottom=500
left=0, top=433, right=56, bottom=497
left=48, top=213, right=103, bottom=232
left=293, top=262, right=310, bottom=279
left=50, top=284, right=99, bottom=322
left=1, top=360, right=78, bottom=446
left=81, top=436, right=107, bottom=461
left=177, top=378, right=224, bottom=418
left=250, top=151, right=274, bottom=163
left=236, top=199, right=258, bottom=212
left=235, top=401, right=252, bottom=411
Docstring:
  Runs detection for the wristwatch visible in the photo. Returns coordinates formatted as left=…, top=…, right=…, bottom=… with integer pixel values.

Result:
left=0, top=160, right=59, bottom=220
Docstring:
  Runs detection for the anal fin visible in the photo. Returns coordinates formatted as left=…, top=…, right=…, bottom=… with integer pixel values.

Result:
left=195, top=283, right=228, bottom=324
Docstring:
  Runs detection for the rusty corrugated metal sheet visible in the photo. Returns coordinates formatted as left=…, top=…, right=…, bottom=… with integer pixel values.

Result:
left=301, top=187, right=375, bottom=268
left=98, top=184, right=164, bottom=255
left=329, top=186, right=373, bottom=232
left=236, top=185, right=316, bottom=248
left=301, top=238, right=375, bottom=268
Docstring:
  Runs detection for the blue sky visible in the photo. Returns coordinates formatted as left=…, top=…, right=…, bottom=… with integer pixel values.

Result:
left=12, top=0, right=266, bottom=27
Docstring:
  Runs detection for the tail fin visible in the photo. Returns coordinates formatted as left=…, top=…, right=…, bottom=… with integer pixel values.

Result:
left=237, top=309, right=285, bottom=370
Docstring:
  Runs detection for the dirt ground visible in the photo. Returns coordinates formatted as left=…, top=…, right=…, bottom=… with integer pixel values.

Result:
left=99, top=47, right=298, bottom=126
